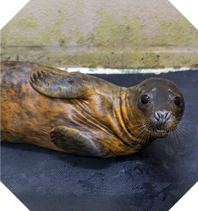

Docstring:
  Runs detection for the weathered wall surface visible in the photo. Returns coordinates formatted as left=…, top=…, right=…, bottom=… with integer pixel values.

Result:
left=1, top=0, right=198, bottom=68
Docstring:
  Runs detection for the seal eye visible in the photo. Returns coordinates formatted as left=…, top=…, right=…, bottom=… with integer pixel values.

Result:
left=141, top=95, right=150, bottom=104
left=174, top=96, right=182, bottom=106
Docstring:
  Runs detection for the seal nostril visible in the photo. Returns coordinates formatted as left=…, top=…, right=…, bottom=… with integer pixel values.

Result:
left=165, top=112, right=170, bottom=120
left=154, top=111, right=161, bottom=120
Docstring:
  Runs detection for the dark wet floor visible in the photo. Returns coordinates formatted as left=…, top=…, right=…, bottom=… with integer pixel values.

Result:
left=1, top=70, right=198, bottom=211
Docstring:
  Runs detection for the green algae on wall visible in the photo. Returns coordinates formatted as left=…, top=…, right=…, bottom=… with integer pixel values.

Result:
left=151, top=18, right=198, bottom=47
left=16, top=17, right=38, bottom=31
left=92, top=15, right=148, bottom=47
left=0, top=14, right=11, bottom=47
left=2, top=18, right=73, bottom=47
left=1, top=9, right=198, bottom=68
left=54, top=50, right=198, bottom=68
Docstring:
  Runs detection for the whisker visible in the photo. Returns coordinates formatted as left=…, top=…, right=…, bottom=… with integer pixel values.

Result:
left=177, top=123, right=197, bottom=129
left=174, top=130, right=182, bottom=144
left=135, top=124, right=150, bottom=144
left=141, top=129, right=150, bottom=145
left=136, top=128, right=146, bottom=140
left=177, top=125, right=197, bottom=136
left=135, top=130, right=147, bottom=142
left=135, top=125, right=146, bottom=137
left=176, top=128, right=193, bottom=138
left=131, top=124, right=147, bottom=134
left=169, top=129, right=179, bottom=147
left=130, top=123, right=145, bottom=128
left=127, top=120, right=147, bottom=122
left=178, top=122, right=197, bottom=127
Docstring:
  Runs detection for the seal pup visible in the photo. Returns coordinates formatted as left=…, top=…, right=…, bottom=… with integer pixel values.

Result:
left=1, top=61, right=185, bottom=158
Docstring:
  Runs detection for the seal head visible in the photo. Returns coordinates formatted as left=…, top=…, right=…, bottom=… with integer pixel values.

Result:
left=125, top=78, right=185, bottom=141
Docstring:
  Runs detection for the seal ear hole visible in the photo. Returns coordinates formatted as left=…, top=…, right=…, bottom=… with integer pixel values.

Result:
left=173, top=96, right=182, bottom=106
left=141, top=95, right=150, bottom=104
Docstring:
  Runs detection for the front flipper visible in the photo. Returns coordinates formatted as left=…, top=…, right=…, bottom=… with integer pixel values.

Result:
left=29, top=67, right=95, bottom=99
left=50, top=126, right=110, bottom=157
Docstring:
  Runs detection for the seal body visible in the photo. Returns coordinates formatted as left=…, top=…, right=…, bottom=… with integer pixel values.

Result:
left=0, top=61, right=185, bottom=158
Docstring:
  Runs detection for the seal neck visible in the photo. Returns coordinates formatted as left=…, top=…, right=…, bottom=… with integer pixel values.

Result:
left=120, top=87, right=136, bottom=136
left=120, top=87, right=150, bottom=145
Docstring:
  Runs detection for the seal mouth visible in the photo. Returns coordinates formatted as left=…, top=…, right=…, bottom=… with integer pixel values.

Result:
left=146, top=118, right=176, bottom=138
left=147, top=121, right=179, bottom=138
left=146, top=122, right=172, bottom=138
left=153, top=130, right=169, bottom=137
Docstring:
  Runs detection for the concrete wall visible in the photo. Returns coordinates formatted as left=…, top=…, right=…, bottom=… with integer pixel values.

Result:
left=1, top=0, right=198, bottom=68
